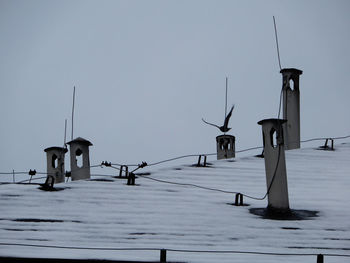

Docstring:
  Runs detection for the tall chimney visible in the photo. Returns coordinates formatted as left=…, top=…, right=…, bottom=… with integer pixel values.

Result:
left=280, top=68, right=303, bottom=150
left=258, top=118, right=289, bottom=211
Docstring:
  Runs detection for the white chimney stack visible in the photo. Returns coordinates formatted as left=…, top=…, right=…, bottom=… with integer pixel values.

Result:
left=258, top=118, right=289, bottom=211
left=44, top=147, right=68, bottom=184
left=281, top=68, right=303, bottom=150
left=67, top=137, right=93, bottom=181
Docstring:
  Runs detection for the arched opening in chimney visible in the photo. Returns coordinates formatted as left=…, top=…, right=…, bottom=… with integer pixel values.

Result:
left=75, top=148, right=83, bottom=168
left=52, top=154, right=58, bottom=168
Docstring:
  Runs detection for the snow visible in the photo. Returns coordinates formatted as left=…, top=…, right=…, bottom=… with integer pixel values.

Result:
left=0, top=142, right=349, bottom=262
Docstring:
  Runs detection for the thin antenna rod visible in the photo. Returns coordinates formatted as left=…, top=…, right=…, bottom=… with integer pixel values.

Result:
left=71, top=86, right=75, bottom=141
left=225, top=77, right=228, bottom=119
left=64, top=119, right=67, bottom=147
left=273, top=16, right=282, bottom=71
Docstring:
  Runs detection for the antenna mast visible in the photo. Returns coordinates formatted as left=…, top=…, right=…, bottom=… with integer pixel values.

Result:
left=64, top=119, right=67, bottom=148
left=273, top=16, right=284, bottom=118
left=273, top=16, right=282, bottom=71
left=225, top=77, right=228, bottom=119
left=71, top=86, right=76, bottom=141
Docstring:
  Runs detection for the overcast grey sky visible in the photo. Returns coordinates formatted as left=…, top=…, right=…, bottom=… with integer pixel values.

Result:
left=1, top=0, right=349, bottom=173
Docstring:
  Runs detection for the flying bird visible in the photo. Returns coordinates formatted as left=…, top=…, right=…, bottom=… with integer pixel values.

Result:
left=202, top=105, right=235, bottom=133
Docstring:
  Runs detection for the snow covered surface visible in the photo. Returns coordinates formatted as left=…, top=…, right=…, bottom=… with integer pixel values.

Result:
left=0, top=142, right=349, bottom=262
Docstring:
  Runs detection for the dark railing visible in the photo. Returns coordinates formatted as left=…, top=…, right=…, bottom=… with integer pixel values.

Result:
left=0, top=243, right=349, bottom=263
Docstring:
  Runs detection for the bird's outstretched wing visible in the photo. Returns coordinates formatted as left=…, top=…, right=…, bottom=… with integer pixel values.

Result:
left=223, top=105, right=235, bottom=129
left=202, top=118, right=221, bottom=129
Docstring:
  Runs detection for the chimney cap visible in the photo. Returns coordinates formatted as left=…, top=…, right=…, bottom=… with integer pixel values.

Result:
left=258, top=118, right=287, bottom=126
left=280, top=68, right=303, bottom=75
left=216, top=134, right=235, bottom=140
left=44, top=146, right=68, bottom=153
left=66, top=137, right=93, bottom=146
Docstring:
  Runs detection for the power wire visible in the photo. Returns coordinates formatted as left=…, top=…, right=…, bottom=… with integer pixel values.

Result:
left=138, top=175, right=240, bottom=195
left=137, top=145, right=282, bottom=201
left=236, top=146, right=263, bottom=153
left=146, top=153, right=216, bottom=167
left=301, top=135, right=350, bottom=143
left=1, top=135, right=348, bottom=177
left=0, top=135, right=349, bottom=190
left=17, top=176, right=47, bottom=184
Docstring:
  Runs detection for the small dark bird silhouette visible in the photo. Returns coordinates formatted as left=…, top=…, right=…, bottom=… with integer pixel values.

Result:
left=202, top=105, right=235, bottom=133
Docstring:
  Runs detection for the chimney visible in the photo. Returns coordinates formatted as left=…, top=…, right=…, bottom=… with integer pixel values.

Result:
left=66, top=137, right=93, bottom=181
left=258, top=118, right=289, bottom=211
left=44, top=147, right=68, bottom=184
left=216, top=135, right=235, bottom=160
left=280, top=68, right=303, bottom=150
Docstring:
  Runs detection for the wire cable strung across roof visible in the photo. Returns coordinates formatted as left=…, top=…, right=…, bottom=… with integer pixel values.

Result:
left=300, top=135, right=350, bottom=143
left=236, top=146, right=263, bottom=153
left=129, top=136, right=347, bottom=200
left=0, top=163, right=104, bottom=185
left=0, top=242, right=348, bottom=258
left=0, top=171, right=28, bottom=175
left=0, top=163, right=103, bottom=176
left=16, top=176, right=48, bottom=184
left=108, top=134, right=349, bottom=169
left=244, top=144, right=282, bottom=201
left=1, top=134, right=349, bottom=176
left=136, top=146, right=281, bottom=201
left=111, top=162, right=138, bottom=167
left=146, top=153, right=217, bottom=167
left=90, top=173, right=116, bottom=177
left=109, top=165, right=121, bottom=171
left=138, top=175, right=240, bottom=194
left=0, top=134, right=349, bottom=187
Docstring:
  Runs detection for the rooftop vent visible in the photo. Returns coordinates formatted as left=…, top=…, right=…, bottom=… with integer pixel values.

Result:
left=216, top=135, right=235, bottom=160
left=44, top=146, right=68, bottom=184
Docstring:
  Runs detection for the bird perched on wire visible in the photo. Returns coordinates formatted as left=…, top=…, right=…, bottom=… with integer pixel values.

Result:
left=202, top=105, right=235, bottom=133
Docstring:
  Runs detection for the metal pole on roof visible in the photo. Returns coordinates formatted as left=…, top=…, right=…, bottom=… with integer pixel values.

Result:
left=273, top=16, right=282, bottom=71
left=225, top=77, right=228, bottom=120
left=160, top=249, right=167, bottom=263
left=317, top=254, right=324, bottom=263
left=71, top=86, right=75, bottom=141
left=64, top=119, right=67, bottom=148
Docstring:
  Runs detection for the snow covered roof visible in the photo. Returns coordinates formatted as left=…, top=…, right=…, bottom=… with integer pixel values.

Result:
left=0, top=143, right=349, bottom=262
